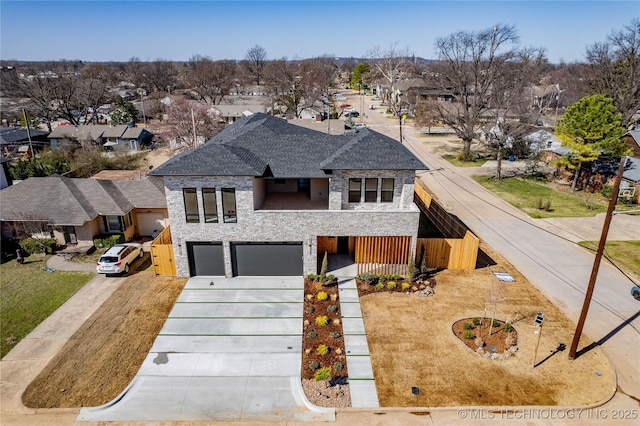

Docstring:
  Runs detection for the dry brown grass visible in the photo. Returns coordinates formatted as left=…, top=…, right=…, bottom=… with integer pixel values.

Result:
left=360, top=245, right=614, bottom=407
left=21, top=271, right=186, bottom=408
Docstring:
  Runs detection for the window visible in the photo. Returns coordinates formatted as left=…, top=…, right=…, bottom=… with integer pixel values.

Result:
left=381, top=178, right=394, bottom=202
left=222, top=188, right=237, bottom=223
left=348, top=178, right=361, bottom=203
left=365, top=178, right=378, bottom=202
left=202, top=188, right=218, bottom=223
left=183, top=188, right=199, bottom=223
left=104, top=214, right=131, bottom=233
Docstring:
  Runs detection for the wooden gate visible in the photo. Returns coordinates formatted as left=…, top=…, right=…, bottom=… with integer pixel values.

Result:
left=416, top=231, right=479, bottom=270
left=150, top=226, right=176, bottom=276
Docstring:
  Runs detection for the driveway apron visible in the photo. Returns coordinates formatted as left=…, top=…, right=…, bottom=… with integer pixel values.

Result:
left=78, top=276, right=335, bottom=422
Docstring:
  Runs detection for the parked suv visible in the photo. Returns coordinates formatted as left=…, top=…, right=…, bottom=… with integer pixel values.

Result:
left=96, top=243, right=143, bottom=275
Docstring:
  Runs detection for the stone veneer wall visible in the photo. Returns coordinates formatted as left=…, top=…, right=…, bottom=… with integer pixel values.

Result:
left=164, top=174, right=420, bottom=277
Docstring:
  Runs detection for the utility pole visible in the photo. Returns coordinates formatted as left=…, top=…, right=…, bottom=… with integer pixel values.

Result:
left=568, top=157, right=626, bottom=360
left=22, top=108, right=34, bottom=160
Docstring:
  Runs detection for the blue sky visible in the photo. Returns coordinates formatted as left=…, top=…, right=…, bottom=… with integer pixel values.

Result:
left=1, top=1, right=637, bottom=63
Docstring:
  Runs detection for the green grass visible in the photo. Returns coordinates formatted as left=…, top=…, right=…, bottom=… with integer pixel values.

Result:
left=0, top=256, right=94, bottom=358
left=578, top=240, right=640, bottom=281
left=442, top=154, right=488, bottom=167
left=473, top=175, right=609, bottom=218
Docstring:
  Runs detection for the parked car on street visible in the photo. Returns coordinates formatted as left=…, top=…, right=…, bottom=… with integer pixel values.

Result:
left=344, top=110, right=359, bottom=118
left=632, top=285, right=640, bottom=301
left=96, top=243, right=143, bottom=275
left=353, top=123, right=367, bottom=130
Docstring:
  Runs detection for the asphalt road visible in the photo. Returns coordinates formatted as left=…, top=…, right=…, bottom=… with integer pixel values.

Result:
left=343, top=91, right=640, bottom=407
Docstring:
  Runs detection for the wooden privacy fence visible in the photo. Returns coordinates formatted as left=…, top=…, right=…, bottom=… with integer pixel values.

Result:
left=414, top=180, right=479, bottom=270
left=355, top=236, right=411, bottom=275
left=150, top=226, right=176, bottom=276
left=416, top=231, right=479, bottom=270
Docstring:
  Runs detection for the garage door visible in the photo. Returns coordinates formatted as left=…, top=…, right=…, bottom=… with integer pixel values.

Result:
left=187, top=242, right=225, bottom=276
left=231, top=242, right=303, bottom=276
left=137, top=212, right=166, bottom=237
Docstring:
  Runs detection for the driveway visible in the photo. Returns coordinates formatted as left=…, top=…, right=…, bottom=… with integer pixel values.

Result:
left=78, top=276, right=335, bottom=422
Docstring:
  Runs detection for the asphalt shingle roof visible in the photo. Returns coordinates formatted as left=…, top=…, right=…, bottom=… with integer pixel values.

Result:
left=0, top=176, right=166, bottom=226
left=0, top=127, right=50, bottom=144
left=150, top=113, right=428, bottom=178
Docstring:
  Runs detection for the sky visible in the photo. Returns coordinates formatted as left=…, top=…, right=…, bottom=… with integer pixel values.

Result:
left=0, top=1, right=638, bottom=64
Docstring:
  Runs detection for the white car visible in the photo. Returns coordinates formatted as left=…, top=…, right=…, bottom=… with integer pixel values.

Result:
left=353, top=123, right=367, bottom=130
left=96, top=243, right=143, bottom=275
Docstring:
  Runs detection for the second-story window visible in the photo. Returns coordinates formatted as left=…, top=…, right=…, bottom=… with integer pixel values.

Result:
left=183, top=188, right=199, bottom=223
left=365, top=178, right=378, bottom=202
left=202, top=188, right=218, bottom=223
left=381, top=178, right=394, bottom=202
left=222, top=188, right=237, bottom=223
left=348, top=178, right=361, bottom=203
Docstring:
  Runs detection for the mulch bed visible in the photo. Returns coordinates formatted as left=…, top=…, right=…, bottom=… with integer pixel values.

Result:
left=452, top=317, right=518, bottom=355
left=301, top=280, right=348, bottom=381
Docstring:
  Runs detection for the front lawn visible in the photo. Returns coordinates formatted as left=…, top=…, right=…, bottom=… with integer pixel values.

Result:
left=578, top=240, right=640, bottom=281
left=0, top=256, right=94, bottom=358
left=442, top=153, right=488, bottom=167
left=473, top=175, right=609, bottom=218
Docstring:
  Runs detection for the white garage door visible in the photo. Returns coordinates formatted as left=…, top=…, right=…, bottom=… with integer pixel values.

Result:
left=137, top=212, right=166, bottom=237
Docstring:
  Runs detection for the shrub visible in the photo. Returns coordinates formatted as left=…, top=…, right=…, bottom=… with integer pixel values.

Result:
left=330, top=332, right=341, bottom=338
left=492, top=319, right=501, bottom=327
left=309, top=361, right=320, bottom=371
left=320, top=251, right=328, bottom=282
left=314, top=367, right=332, bottom=381
left=544, top=200, right=552, bottom=211
left=307, top=331, right=318, bottom=338
left=503, top=323, right=514, bottom=332
left=306, top=273, right=319, bottom=282
left=315, top=316, right=329, bottom=326
left=358, top=272, right=378, bottom=284
left=463, top=322, right=474, bottom=330
left=305, top=306, right=315, bottom=314
left=375, top=282, right=385, bottom=289
left=537, top=198, right=544, bottom=210
left=93, top=234, right=124, bottom=249
left=463, top=330, right=475, bottom=339
left=323, top=274, right=337, bottom=285
left=472, top=317, right=481, bottom=326
left=327, top=305, right=338, bottom=313
left=317, top=291, right=328, bottom=301
left=407, top=255, right=417, bottom=280
left=601, top=184, right=613, bottom=198
left=316, top=344, right=329, bottom=355
left=401, top=282, right=411, bottom=290
left=387, top=281, right=397, bottom=289
left=19, top=237, right=57, bottom=255
left=333, top=362, right=344, bottom=371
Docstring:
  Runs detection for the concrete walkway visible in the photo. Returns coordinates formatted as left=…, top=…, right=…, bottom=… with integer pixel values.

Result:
left=78, top=276, right=335, bottom=422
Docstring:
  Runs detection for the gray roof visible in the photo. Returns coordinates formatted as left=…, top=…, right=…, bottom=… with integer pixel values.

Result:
left=150, top=113, right=428, bottom=178
left=0, top=127, right=50, bottom=144
left=624, top=156, right=640, bottom=183
left=48, top=125, right=110, bottom=141
left=0, top=176, right=166, bottom=226
left=101, top=125, right=129, bottom=138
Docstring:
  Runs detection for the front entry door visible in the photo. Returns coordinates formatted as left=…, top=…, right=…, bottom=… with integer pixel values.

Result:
left=63, top=226, right=77, bottom=244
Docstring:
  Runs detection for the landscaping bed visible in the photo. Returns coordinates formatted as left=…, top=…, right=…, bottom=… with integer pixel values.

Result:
left=452, top=317, right=518, bottom=357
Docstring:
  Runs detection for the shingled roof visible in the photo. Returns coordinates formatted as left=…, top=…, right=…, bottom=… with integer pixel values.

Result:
left=0, top=127, right=50, bottom=144
left=150, top=113, right=428, bottom=178
left=0, top=176, right=166, bottom=226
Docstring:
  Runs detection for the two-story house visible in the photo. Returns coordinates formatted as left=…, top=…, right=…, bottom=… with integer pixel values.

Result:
left=149, top=112, right=429, bottom=277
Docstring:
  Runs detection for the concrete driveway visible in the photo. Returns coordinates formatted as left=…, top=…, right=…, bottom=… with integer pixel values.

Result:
left=78, top=276, right=335, bottom=422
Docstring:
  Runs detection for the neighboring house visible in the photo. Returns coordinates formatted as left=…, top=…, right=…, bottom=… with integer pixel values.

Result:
left=298, top=107, right=324, bottom=121
left=0, top=158, right=12, bottom=189
left=149, top=112, right=429, bottom=278
left=0, top=127, right=50, bottom=158
left=48, top=124, right=153, bottom=151
left=208, top=104, right=267, bottom=125
left=622, top=130, right=640, bottom=158
left=619, top=156, right=640, bottom=203
left=0, top=176, right=168, bottom=247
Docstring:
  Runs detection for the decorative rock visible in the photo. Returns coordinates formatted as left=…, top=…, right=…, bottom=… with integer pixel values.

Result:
left=509, top=345, right=518, bottom=353
left=484, top=352, right=492, bottom=359
left=476, top=347, right=485, bottom=354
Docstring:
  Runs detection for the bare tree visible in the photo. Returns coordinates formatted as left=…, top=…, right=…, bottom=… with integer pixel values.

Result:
left=245, top=45, right=267, bottom=85
left=163, top=97, right=224, bottom=150
left=414, top=99, right=441, bottom=134
left=484, top=280, right=506, bottom=337
left=186, top=56, right=236, bottom=105
left=264, top=59, right=303, bottom=116
left=431, top=24, right=522, bottom=160
left=127, top=58, right=178, bottom=93
left=367, top=42, right=413, bottom=88
left=585, top=18, right=640, bottom=127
